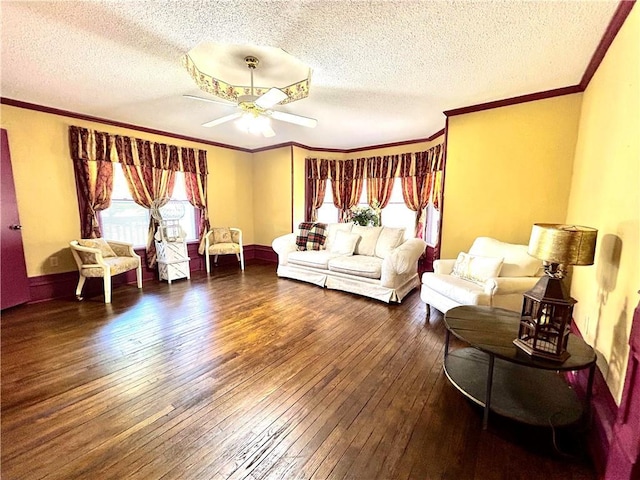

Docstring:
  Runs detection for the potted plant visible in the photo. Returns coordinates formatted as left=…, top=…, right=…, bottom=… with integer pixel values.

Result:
left=350, top=202, right=381, bottom=226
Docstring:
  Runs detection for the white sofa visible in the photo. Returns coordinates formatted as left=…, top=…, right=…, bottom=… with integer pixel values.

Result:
left=421, top=237, right=543, bottom=317
left=272, top=223, right=426, bottom=303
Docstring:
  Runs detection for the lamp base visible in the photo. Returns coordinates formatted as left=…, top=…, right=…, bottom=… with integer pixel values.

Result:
left=513, top=338, right=570, bottom=363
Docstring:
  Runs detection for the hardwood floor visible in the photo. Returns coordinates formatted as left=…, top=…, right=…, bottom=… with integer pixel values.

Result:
left=1, top=263, right=595, bottom=479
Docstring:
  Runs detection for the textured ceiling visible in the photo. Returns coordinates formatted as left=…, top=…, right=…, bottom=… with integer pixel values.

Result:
left=0, top=1, right=620, bottom=150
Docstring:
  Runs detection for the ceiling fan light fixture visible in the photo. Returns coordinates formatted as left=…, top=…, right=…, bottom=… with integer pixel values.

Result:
left=235, top=112, right=273, bottom=136
left=182, top=43, right=312, bottom=105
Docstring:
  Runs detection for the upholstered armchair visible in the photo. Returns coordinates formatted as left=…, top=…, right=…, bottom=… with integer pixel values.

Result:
left=69, top=239, right=142, bottom=304
left=204, top=227, right=244, bottom=273
left=421, top=237, right=543, bottom=317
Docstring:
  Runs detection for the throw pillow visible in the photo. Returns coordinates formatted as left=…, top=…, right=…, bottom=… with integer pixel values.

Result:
left=77, top=238, right=117, bottom=264
left=212, top=227, right=232, bottom=244
left=352, top=225, right=382, bottom=256
left=331, top=231, right=360, bottom=256
left=306, top=223, right=327, bottom=251
left=78, top=238, right=117, bottom=257
left=375, top=227, right=406, bottom=258
left=451, top=252, right=504, bottom=286
left=324, top=223, right=353, bottom=252
left=296, top=222, right=328, bottom=251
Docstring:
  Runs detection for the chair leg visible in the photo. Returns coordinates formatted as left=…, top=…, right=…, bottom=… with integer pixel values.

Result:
left=75, top=275, right=86, bottom=301
left=136, top=265, right=142, bottom=289
left=205, top=253, right=210, bottom=274
left=103, top=275, right=112, bottom=304
left=214, top=255, right=219, bottom=266
left=238, top=250, right=245, bottom=270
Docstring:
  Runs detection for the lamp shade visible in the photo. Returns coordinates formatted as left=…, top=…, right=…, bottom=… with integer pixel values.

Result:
left=528, top=224, right=597, bottom=266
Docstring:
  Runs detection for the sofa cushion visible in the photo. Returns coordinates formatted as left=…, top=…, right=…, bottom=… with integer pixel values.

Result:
left=375, top=227, right=405, bottom=258
left=451, top=252, right=504, bottom=286
left=352, top=225, right=382, bottom=256
left=331, top=231, right=360, bottom=255
left=296, top=222, right=327, bottom=251
left=324, top=223, right=353, bottom=252
left=469, top=237, right=541, bottom=277
left=422, top=273, right=492, bottom=306
left=208, top=242, right=241, bottom=255
left=81, top=257, right=139, bottom=277
left=328, top=255, right=383, bottom=279
left=288, top=250, right=342, bottom=269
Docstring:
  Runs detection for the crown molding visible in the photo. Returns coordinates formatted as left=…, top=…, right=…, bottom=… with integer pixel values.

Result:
left=580, top=0, right=636, bottom=90
left=0, top=97, right=255, bottom=153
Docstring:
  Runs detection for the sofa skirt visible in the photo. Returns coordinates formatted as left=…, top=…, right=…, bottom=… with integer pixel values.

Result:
left=276, top=264, right=419, bottom=303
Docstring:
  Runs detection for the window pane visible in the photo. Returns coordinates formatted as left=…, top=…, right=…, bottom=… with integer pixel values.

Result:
left=176, top=201, right=197, bottom=240
left=425, top=203, right=440, bottom=246
left=317, top=183, right=337, bottom=224
left=101, top=200, right=150, bottom=246
left=383, top=179, right=417, bottom=239
left=172, top=171, right=188, bottom=200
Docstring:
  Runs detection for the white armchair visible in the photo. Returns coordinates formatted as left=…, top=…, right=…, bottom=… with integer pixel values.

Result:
left=69, top=238, right=142, bottom=304
left=421, top=237, right=543, bottom=317
left=204, top=227, right=244, bottom=272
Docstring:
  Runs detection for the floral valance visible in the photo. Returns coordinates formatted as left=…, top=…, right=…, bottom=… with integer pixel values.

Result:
left=307, top=143, right=443, bottom=180
left=69, top=126, right=208, bottom=175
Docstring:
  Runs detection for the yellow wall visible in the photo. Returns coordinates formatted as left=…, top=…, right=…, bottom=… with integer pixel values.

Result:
left=565, top=5, right=639, bottom=403
left=0, top=105, right=254, bottom=277
left=251, top=146, right=293, bottom=245
left=442, top=95, right=583, bottom=257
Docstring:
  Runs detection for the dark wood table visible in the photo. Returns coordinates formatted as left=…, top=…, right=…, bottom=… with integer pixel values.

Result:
left=444, top=306, right=597, bottom=429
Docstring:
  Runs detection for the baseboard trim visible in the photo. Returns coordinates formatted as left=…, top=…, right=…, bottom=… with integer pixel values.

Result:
left=253, top=245, right=278, bottom=263
left=568, top=322, right=618, bottom=476
left=27, top=244, right=276, bottom=303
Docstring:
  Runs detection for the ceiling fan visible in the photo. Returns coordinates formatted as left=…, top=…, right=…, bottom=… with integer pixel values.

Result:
left=184, top=56, right=317, bottom=137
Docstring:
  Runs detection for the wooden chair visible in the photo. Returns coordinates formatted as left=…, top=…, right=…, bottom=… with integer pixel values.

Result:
left=204, top=227, right=244, bottom=273
left=69, top=239, right=142, bottom=303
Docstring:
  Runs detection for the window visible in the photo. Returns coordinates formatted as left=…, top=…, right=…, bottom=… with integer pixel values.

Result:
left=316, top=178, right=418, bottom=239
left=100, top=164, right=198, bottom=246
left=380, top=179, right=416, bottom=239
left=425, top=203, right=440, bottom=247
left=316, top=185, right=338, bottom=224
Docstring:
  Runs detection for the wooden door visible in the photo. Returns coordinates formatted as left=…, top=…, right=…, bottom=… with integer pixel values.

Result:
left=1, top=129, right=30, bottom=309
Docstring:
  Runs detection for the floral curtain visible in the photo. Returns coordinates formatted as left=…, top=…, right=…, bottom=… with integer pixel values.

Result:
left=304, top=141, right=444, bottom=234
left=329, top=158, right=366, bottom=222
left=115, top=137, right=176, bottom=267
left=366, top=155, right=399, bottom=212
left=69, top=127, right=115, bottom=238
left=400, top=154, right=431, bottom=238
left=182, top=147, right=210, bottom=254
left=305, top=158, right=329, bottom=222
left=431, top=146, right=445, bottom=211
left=69, top=126, right=208, bottom=267
left=399, top=145, right=442, bottom=238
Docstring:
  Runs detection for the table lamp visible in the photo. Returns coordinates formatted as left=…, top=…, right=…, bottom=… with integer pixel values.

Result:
left=514, top=224, right=598, bottom=362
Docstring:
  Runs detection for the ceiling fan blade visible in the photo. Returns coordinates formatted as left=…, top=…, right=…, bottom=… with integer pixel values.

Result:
left=184, top=94, right=234, bottom=106
left=270, top=110, right=318, bottom=128
left=262, top=125, right=276, bottom=138
left=202, top=112, right=242, bottom=128
left=255, top=88, right=288, bottom=109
